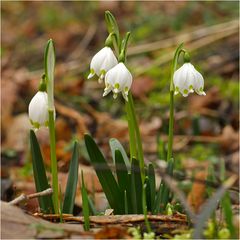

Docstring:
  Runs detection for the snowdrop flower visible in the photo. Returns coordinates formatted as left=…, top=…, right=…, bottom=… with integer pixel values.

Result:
left=103, top=62, right=132, bottom=101
left=28, top=91, right=49, bottom=130
left=173, top=63, right=206, bottom=97
left=88, top=47, right=118, bottom=83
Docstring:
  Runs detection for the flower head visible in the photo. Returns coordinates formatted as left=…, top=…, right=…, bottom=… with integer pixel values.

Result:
left=28, top=91, right=49, bottom=130
left=103, top=62, right=132, bottom=101
left=173, top=63, right=206, bottom=97
left=88, top=47, right=118, bottom=83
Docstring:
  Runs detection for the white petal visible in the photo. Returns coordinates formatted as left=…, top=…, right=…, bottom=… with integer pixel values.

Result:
left=29, top=91, right=49, bottom=128
left=90, top=47, right=117, bottom=77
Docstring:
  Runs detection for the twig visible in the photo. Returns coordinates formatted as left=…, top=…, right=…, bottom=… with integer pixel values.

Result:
left=128, top=19, right=238, bottom=55
left=134, top=27, right=238, bottom=76
left=9, top=188, right=53, bottom=205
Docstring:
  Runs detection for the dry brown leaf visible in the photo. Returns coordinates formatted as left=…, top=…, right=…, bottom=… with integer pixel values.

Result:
left=187, top=170, right=208, bottom=213
left=94, top=226, right=130, bottom=239
left=220, top=125, right=239, bottom=152
left=3, top=114, right=31, bottom=152
left=188, top=86, right=221, bottom=114
left=131, top=76, right=155, bottom=100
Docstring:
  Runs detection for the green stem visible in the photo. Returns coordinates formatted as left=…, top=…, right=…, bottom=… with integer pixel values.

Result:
left=125, top=101, right=137, bottom=160
left=167, top=43, right=185, bottom=162
left=49, top=109, right=59, bottom=213
left=127, top=92, right=145, bottom=182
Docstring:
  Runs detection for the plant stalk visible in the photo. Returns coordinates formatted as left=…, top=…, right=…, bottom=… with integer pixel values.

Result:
left=126, top=92, right=145, bottom=183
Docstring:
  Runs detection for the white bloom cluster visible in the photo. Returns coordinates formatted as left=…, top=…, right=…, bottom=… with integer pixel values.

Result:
left=173, top=63, right=206, bottom=97
left=88, top=47, right=132, bottom=101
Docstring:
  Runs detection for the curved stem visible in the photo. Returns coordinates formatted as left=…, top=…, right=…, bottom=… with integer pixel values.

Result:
left=167, top=44, right=185, bottom=162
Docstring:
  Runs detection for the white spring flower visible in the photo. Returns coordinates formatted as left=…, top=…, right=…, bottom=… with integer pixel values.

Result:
left=88, top=47, right=118, bottom=83
left=173, top=63, right=206, bottom=97
left=28, top=91, right=49, bottom=130
left=103, top=62, right=132, bottom=101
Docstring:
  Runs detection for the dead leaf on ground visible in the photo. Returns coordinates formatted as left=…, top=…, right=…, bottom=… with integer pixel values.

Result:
left=131, top=76, right=155, bottom=100
left=187, top=170, right=208, bottom=213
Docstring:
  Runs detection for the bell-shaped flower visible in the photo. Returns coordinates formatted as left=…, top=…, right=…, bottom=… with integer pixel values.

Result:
left=173, top=63, right=206, bottom=97
left=28, top=91, right=49, bottom=130
left=88, top=47, right=118, bottom=83
left=103, top=62, right=132, bottom=101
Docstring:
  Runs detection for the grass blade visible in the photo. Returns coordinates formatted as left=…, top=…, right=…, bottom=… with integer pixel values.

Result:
left=84, top=134, right=123, bottom=213
left=30, top=130, right=54, bottom=213
left=109, top=138, right=130, bottom=170
left=81, top=171, right=90, bottom=231
left=62, top=141, right=79, bottom=214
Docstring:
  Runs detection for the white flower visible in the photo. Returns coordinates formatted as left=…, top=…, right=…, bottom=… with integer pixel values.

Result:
left=103, top=62, right=132, bottom=101
left=173, top=63, right=206, bottom=97
left=28, top=91, right=49, bottom=130
left=88, top=47, right=118, bottom=83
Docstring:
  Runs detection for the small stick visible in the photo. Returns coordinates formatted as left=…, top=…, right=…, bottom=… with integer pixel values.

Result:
left=9, top=188, right=53, bottom=205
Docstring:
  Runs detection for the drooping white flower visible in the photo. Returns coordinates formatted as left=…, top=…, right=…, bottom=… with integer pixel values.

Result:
left=103, top=62, right=132, bottom=101
left=173, top=63, right=206, bottom=97
left=88, top=47, right=118, bottom=83
left=28, top=91, right=49, bottom=130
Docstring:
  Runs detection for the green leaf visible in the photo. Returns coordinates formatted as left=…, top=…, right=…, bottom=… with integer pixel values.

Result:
left=44, top=39, right=55, bottom=109
left=153, top=158, right=174, bottom=214
left=131, top=158, right=143, bottom=214
left=109, top=138, right=130, bottom=170
left=88, top=196, right=97, bottom=216
left=62, top=141, right=79, bottom=214
left=81, top=171, right=90, bottom=231
left=84, top=134, right=123, bottom=214
left=104, top=11, right=120, bottom=49
left=221, top=192, right=236, bottom=238
left=159, top=158, right=174, bottom=213
left=30, top=130, right=54, bottom=213
left=115, top=149, right=128, bottom=193
left=147, top=163, right=156, bottom=212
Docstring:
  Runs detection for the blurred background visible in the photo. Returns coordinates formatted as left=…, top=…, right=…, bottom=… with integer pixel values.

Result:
left=1, top=1, right=239, bottom=212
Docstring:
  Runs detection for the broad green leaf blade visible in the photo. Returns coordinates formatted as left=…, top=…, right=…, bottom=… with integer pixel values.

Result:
left=30, top=130, right=54, bottom=213
left=221, top=192, right=236, bottom=238
left=153, top=181, right=164, bottom=214
left=131, top=158, right=143, bottom=214
left=81, top=171, right=90, bottom=231
left=84, top=134, right=123, bottom=214
left=146, top=163, right=156, bottom=212
left=115, top=149, right=128, bottom=193
left=62, top=141, right=79, bottom=214
left=109, top=138, right=130, bottom=170
left=159, top=158, right=174, bottom=213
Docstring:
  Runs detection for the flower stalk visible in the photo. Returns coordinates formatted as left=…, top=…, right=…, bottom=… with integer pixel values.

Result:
left=167, top=43, right=185, bottom=162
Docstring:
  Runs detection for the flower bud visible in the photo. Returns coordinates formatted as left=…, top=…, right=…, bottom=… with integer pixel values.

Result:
left=173, top=63, right=206, bottom=97
left=88, top=47, right=118, bottom=83
left=103, top=63, right=132, bottom=101
left=28, top=91, right=49, bottom=130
